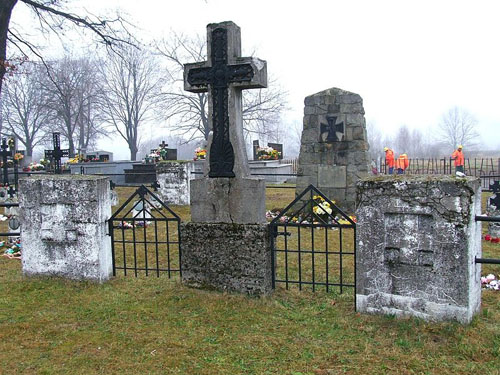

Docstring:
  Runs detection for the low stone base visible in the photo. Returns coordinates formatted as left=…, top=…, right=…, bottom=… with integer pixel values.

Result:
left=357, top=293, right=473, bottom=324
left=181, top=222, right=272, bottom=295
left=190, top=177, right=266, bottom=224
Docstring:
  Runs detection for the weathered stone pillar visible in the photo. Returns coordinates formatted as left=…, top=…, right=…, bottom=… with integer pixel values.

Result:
left=19, top=175, right=112, bottom=282
left=356, top=175, right=482, bottom=324
left=156, top=161, right=194, bottom=205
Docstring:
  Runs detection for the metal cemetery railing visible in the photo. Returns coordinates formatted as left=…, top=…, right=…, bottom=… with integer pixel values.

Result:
left=476, top=180, right=500, bottom=265
left=108, top=185, right=181, bottom=278
left=475, top=215, right=500, bottom=265
left=270, top=185, right=356, bottom=307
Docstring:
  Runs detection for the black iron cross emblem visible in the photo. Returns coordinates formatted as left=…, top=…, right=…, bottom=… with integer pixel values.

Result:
left=45, top=132, right=70, bottom=174
left=320, top=115, right=344, bottom=142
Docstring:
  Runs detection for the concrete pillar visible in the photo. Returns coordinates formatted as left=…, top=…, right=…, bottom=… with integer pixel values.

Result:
left=156, top=161, right=194, bottom=205
left=355, top=175, right=482, bottom=324
left=19, top=175, right=112, bottom=282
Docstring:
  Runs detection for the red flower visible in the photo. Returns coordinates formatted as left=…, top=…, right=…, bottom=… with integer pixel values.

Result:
left=485, top=235, right=492, bottom=241
left=492, top=238, right=500, bottom=243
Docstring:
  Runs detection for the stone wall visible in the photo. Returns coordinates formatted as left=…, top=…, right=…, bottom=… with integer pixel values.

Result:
left=296, top=87, right=370, bottom=213
left=156, top=161, right=194, bottom=205
left=181, top=223, right=272, bottom=295
left=355, top=175, right=482, bottom=324
left=19, top=175, right=112, bottom=282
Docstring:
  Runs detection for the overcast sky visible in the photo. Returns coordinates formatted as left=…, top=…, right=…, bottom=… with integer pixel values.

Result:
left=12, top=0, right=500, bottom=158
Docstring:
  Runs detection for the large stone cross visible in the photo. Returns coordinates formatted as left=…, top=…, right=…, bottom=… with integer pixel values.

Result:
left=184, top=21, right=267, bottom=178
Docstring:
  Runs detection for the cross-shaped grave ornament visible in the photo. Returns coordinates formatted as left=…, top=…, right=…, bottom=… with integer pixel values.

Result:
left=489, top=194, right=500, bottom=210
left=0, top=138, right=12, bottom=185
left=490, top=180, right=500, bottom=194
left=184, top=21, right=267, bottom=177
left=320, top=115, right=345, bottom=142
left=44, top=132, right=70, bottom=174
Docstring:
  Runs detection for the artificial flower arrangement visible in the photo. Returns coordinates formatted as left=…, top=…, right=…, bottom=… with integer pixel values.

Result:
left=312, top=195, right=333, bottom=222
left=144, top=150, right=160, bottom=164
left=13, top=153, right=23, bottom=161
left=0, top=160, right=14, bottom=168
left=257, top=146, right=280, bottom=160
left=22, top=162, right=45, bottom=172
left=194, top=147, right=207, bottom=161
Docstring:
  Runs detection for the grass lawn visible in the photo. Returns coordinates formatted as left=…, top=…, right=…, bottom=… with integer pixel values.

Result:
left=0, top=187, right=499, bottom=374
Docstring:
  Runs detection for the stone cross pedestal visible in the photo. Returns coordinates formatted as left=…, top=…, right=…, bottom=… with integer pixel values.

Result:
left=355, top=175, right=482, bottom=324
left=184, top=21, right=267, bottom=224
left=19, top=175, right=112, bottom=282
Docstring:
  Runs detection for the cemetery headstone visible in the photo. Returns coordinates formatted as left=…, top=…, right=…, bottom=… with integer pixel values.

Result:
left=252, top=140, right=260, bottom=161
left=267, top=142, right=283, bottom=160
left=0, top=138, right=11, bottom=184
left=44, top=132, right=70, bottom=174
left=356, top=175, right=482, bottom=324
left=156, top=161, right=194, bottom=205
left=181, top=21, right=272, bottom=295
left=296, top=87, right=370, bottom=213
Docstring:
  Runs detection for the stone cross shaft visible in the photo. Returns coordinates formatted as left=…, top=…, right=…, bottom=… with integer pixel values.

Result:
left=184, top=21, right=267, bottom=178
left=45, top=132, right=70, bottom=174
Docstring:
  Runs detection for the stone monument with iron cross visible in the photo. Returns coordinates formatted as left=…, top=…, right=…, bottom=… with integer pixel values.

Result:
left=184, top=21, right=267, bottom=224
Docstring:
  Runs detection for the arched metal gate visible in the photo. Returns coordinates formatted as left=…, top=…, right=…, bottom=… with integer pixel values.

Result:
left=270, top=185, right=356, bottom=301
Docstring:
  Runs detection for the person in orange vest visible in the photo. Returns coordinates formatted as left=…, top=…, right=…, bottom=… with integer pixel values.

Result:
left=384, top=147, right=395, bottom=174
left=395, top=153, right=409, bottom=174
left=451, top=145, right=464, bottom=174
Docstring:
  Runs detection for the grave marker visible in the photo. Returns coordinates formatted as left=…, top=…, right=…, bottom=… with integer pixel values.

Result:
left=44, top=132, right=70, bottom=174
left=184, top=21, right=268, bottom=224
left=184, top=21, right=267, bottom=178
left=0, top=138, right=11, bottom=184
left=181, top=21, right=272, bottom=295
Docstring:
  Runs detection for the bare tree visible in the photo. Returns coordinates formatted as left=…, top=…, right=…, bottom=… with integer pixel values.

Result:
left=394, top=124, right=412, bottom=155
left=438, top=106, right=480, bottom=151
left=156, top=33, right=288, bottom=142
left=1, top=61, right=48, bottom=159
left=41, top=55, right=104, bottom=156
left=408, top=128, right=424, bottom=158
left=1, top=0, right=135, bottom=97
left=99, top=44, right=166, bottom=160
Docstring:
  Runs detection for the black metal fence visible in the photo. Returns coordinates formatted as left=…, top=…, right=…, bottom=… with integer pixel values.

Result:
left=108, top=185, right=181, bottom=278
left=475, top=215, right=500, bottom=265
left=270, top=185, right=356, bottom=303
